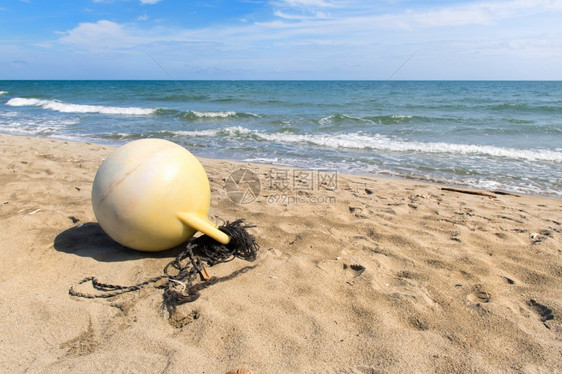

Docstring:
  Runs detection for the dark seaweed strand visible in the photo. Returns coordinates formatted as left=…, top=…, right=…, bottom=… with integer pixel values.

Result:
left=69, top=219, right=259, bottom=311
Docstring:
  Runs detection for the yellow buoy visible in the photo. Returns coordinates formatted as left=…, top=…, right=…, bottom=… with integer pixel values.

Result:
left=91, top=138, right=229, bottom=252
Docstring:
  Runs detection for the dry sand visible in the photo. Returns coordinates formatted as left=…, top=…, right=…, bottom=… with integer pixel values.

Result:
left=0, top=133, right=560, bottom=373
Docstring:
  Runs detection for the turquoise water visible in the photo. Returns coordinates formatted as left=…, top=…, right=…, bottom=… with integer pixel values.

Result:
left=1, top=80, right=561, bottom=197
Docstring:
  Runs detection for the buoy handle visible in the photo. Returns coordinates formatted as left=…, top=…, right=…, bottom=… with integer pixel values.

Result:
left=176, top=212, right=231, bottom=245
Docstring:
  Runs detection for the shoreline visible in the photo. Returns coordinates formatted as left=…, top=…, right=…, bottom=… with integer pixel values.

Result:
left=1, top=133, right=560, bottom=373
left=3, top=132, right=559, bottom=200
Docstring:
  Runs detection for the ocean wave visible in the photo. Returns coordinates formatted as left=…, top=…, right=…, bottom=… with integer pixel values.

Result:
left=6, top=98, right=156, bottom=115
left=192, top=110, right=236, bottom=118
left=0, top=111, right=18, bottom=118
left=0, top=125, right=60, bottom=136
left=0, top=117, right=80, bottom=127
left=0, top=117, right=79, bottom=136
left=177, top=110, right=259, bottom=120
left=173, top=129, right=222, bottom=137
left=317, top=114, right=370, bottom=127
left=5, top=97, right=258, bottom=119
left=89, top=126, right=254, bottom=141
left=364, top=114, right=429, bottom=124
left=153, top=108, right=179, bottom=116
left=171, top=126, right=562, bottom=163
left=318, top=113, right=434, bottom=126
left=489, top=103, right=562, bottom=113
left=258, top=132, right=562, bottom=162
left=0, top=91, right=7, bottom=95
left=173, top=126, right=253, bottom=137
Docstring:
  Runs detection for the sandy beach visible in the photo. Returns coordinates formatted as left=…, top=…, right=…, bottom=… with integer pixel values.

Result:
left=0, top=133, right=560, bottom=373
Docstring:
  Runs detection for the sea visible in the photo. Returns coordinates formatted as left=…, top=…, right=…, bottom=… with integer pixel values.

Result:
left=1, top=80, right=561, bottom=198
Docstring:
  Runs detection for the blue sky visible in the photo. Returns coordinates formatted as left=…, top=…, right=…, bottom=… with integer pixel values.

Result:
left=1, top=0, right=561, bottom=80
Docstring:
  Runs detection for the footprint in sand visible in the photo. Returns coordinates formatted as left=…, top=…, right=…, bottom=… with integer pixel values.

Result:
left=467, top=290, right=492, bottom=304
left=527, top=299, right=554, bottom=327
left=388, top=277, right=442, bottom=313
left=348, top=204, right=370, bottom=219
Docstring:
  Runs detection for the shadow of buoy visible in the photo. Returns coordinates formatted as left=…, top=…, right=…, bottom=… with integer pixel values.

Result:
left=54, top=222, right=178, bottom=262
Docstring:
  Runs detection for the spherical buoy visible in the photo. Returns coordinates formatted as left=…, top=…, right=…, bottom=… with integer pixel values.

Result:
left=91, top=138, right=229, bottom=252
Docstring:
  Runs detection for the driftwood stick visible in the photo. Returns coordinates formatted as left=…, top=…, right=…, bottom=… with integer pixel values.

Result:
left=441, top=187, right=496, bottom=198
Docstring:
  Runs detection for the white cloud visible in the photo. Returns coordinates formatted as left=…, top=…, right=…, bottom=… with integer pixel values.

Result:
left=58, top=20, right=211, bottom=54
left=270, top=0, right=562, bottom=30
left=140, top=0, right=162, bottom=4
left=396, top=0, right=562, bottom=28
left=59, top=20, right=139, bottom=51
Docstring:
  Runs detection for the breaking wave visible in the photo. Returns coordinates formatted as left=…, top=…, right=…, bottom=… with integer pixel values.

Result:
left=172, top=126, right=562, bottom=163
left=6, top=98, right=156, bottom=115
left=177, top=110, right=259, bottom=120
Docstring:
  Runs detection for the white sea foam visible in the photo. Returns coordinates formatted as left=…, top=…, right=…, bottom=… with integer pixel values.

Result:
left=254, top=132, right=562, bottom=163
left=173, top=126, right=253, bottom=137
left=0, top=111, right=18, bottom=118
left=223, top=126, right=253, bottom=135
left=0, top=123, right=70, bottom=136
left=1, top=117, right=80, bottom=128
left=173, top=129, right=221, bottom=137
left=171, top=125, right=562, bottom=163
left=6, top=98, right=155, bottom=115
left=467, top=178, right=560, bottom=197
left=188, top=110, right=259, bottom=118
left=191, top=110, right=237, bottom=118
left=0, top=91, right=7, bottom=95
left=243, top=157, right=282, bottom=164
left=0, top=114, right=80, bottom=137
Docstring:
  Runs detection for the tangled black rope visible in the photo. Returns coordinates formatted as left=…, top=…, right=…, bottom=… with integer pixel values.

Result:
left=69, top=219, right=259, bottom=313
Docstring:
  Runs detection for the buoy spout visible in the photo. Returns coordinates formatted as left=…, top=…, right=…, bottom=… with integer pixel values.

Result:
left=176, top=212, right=231, bottom=245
